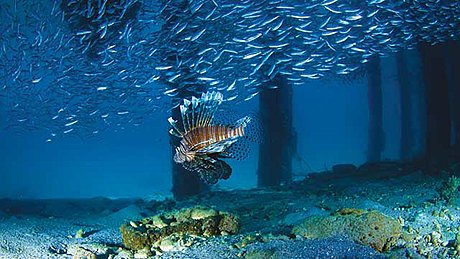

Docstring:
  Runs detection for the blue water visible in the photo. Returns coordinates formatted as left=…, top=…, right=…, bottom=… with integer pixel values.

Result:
left=0, top=66, right=414, bottom=198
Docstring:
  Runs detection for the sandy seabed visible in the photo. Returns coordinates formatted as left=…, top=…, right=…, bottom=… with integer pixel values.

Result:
left=0, top=165, right=459, bottom=258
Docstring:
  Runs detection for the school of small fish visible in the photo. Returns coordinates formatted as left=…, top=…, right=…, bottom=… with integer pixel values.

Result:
left=0, top=0, right=458, bottom=140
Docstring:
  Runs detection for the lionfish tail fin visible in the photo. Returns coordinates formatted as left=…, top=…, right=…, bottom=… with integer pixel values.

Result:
left=224, top=113, right=264, bottom=160
left=241, top=112, right=263, bottom=144
left=235, top=116, right=251, bottom=128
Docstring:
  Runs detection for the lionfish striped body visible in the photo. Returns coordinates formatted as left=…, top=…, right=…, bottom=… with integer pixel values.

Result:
left=168, top=91, right=251, bottom=184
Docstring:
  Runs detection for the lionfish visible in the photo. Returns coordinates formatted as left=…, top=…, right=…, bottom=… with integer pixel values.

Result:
left=168, top=91, right=257, bottom=184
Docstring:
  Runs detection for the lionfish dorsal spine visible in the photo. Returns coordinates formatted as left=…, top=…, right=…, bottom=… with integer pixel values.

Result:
left=168, top=117, right=183, bottom=137
left=198, top=102, right=208, bottom=127
left=196, top=93, right=208, bottom=128
left=169, top=128, right=181, bottom=138
left=191, top=96, right=198, bottom=130
left=180, top=104, right=189, bottom=133
left=178, top=91, right=223, bottom=133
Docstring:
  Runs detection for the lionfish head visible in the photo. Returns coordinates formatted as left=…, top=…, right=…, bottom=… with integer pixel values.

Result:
left=173, top=146, right=194, bottom=163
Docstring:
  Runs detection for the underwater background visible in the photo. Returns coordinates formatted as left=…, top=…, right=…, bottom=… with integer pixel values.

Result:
left=1, top=78, right=374, bottom=199
left=0, top=0, right=460, bottom=258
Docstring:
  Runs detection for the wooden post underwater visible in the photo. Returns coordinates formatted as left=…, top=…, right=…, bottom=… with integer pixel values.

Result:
left=419, top=42, right=451, bottom=173
left=367, top=56, right=384, bottom=162
left=257, top=75, right=294, bottom=187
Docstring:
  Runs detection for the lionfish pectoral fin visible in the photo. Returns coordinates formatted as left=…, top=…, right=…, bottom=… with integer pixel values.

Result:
left=181, top=155, right=231, bottom=184
left=199, top=171, right=220, bottom=184
left=197, top=159, right=232, bottom=184
left=218, top=160, right=232, bottom=180
left=181, top=160, right=198, bottom=172
left=181, top=154, right=215, bottom=172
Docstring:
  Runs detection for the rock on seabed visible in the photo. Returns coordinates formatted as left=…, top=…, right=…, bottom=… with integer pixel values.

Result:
left=120, top=206, right=239, bottom=253
left=292, top=208, right=402, bottom=252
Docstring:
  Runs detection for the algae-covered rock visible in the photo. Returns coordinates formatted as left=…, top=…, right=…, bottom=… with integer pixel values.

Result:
left=120, top=206, right=239, bottom=253
left=75, top=228, right=85, bottom=239
left=292, top=208, right=402, bottom=252
left=335, top=208, right=367, bottom=216
left=291, top=215, right=337, bottom=239
left=69, top=246, right=97, bottom=259
left=245, top=248, right=276, bottom=259
left=440, top=175, right=460, bottom=204
left=234, top=233, right=264, bottom=249
left=347, top=210, right=402, bottom=252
